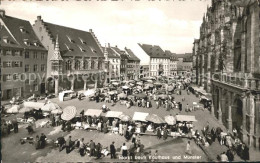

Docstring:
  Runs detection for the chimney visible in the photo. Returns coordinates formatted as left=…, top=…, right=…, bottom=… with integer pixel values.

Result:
left=37, top=15, right=41, bottom=21
left=89, top=29, right=93, bottom=33
left=0, top=10, right=5, bottom=18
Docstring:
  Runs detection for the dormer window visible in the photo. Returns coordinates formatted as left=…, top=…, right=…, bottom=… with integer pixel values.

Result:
left=79, top=38, right=86, bottom=44
left=90, top=47, right=97, bottom=53
left=65, top=43, right=73, bottom=51
left=19, top=26, right=26, bottom=33
left=33, top=41, right=40, bottom=47
left=24, top=39, right=30, bottom=46
left=3, top=36, right=10, bottom=44
left=66, top=35, right=74, bottom=43
left=78, top=46, right=85, bottom=52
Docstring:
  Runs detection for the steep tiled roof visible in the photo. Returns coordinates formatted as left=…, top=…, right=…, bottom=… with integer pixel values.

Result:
left=112, top=46, right=128, bottom=60
left=0, top=26, right=21, bottom=48
left=165, top=50, right=178, bottom=61
left=1, top=15, right=46, bottom=50
left=42, top=22, right=103, bottom=57
left=125, top=47, right=140, bottom=61
left=176, top=53, right=193, bottom=62
left=102, top=46, right=120, bottom=59
left=138, top=43, right=169, bottom=59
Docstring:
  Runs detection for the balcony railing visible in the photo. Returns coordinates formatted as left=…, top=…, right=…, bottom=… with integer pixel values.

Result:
left=212, top=72, right=260, bottom=90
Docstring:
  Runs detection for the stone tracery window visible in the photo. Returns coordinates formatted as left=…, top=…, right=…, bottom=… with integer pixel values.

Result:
left=65, top=60, right=72, bottom=70
left=75, top=60, right=81, bottom=70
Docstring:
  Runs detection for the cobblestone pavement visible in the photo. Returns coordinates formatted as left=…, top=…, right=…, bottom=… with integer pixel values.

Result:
left=2, top=89, right=259, bottom=162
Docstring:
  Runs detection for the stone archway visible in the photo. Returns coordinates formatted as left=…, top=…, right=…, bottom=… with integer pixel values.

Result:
left=232, top=95, right=243, bottom=139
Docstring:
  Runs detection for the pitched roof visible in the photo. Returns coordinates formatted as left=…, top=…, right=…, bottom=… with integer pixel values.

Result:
left=0, top=26, right=21, bottom=48
left=102, top=46, right=120, bottom=59
left=165, top=50, right=178, bottom=61
left=124, top=47, right=140, bottom=61
left=112, top=46, right=128, bottom=60
left=42, top=22, right=103, bottom=57
left=138, top=43, right=169, bottom=59
left=176, top=53, right=193, bottom=62
left=1, top=15, right=46, bottom=50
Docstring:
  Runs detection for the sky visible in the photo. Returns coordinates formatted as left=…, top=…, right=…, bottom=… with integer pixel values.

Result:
left=0, top=0, right=210, bottom=64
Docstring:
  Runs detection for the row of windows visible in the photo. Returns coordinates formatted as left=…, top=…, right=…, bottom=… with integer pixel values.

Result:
left=151, top=58, right=169, bottom=63
left=152, top=65, right=169, bottom=70
left=64, top=60, right=102, bottom=71
left=25, top=64, right=45, bottom=72
left=25, top=52, right=45, bottom=59
left=111, top=59, right=120, bottom=63
left=2, top=61, right=22, bottom=68
left=0, top=49, right=46, bottom=59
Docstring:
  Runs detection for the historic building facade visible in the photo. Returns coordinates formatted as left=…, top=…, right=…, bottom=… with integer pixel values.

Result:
left=138, top=44, right=170, bottom=76
left=176, top=53, right=193, bottom=76
left=125, top=47, right=140, bottom=80
left=104, top=44, right=121, bottom=81
left=33, top=16, right=106, bottom=95
left=165, top=50, right=178, bottom=76
left=193, top=0, right=260, bottom=149
left=0, top=11, right=47, bottom=100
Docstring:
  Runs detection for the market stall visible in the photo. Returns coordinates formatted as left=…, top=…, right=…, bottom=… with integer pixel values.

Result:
left=84, top=109, right=102, bottom=117
left=132, top=112, right=149, bottom=122
left=105, top=111, right=123, bottom=118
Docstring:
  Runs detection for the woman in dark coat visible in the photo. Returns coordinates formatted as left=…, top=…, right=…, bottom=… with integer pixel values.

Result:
left=242, top=144, right=249, bottom=161
left=163, top=128, right=168, bottom=140
left=157, top=128, right=161, bottom=139
left=103, top=122, right=108, bottom=133
left=35, top=135, right=40, bottom=150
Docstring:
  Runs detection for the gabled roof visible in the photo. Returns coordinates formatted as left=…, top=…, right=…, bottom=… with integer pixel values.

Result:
left=102, top=46, right=120, bottom=59
left=176, top=53, right=193, bottom=62
left=112, top=46, right=128, bottom=60
left=1, top=15, right=46, bottom=50
left=138, top=43, right=170, bottom=59
left=50, top=36, right=63, bottom=61
left=0, top=26, right=21, bottom=48
left=42, top=22, right=103, bottom=57
left=125, top=47, right=140, bottom=61
left=165, top=50, right=178, bottom=61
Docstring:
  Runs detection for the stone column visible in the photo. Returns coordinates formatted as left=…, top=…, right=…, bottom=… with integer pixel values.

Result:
left=218, top=88, right=223, bottom=124
left=241, top=94, right=248, bottom=143
left=241, top=31, right=246, bottom=72
left=248, top=94, right=255, bottom=146
left=227, top=91, right=233, bottom=132
left=70, top=75, right=75, bottom=91
left=254, top=94, right=260, bottom=149
left=54, top=76, right=59, bottom=96
left=211, top=85, right=215, bottom=116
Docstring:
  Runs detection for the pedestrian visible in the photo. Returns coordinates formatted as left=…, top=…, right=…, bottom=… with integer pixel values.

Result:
left=156, top=101, right=159, bottom=109
left=129, top=142, right=136, bottom=161
left=226, top=148, right=234, bottom=161
left=57, top=135, right=66, bottom=152
left=132, top=133, right=136, bottom=144
left=242, top=144, right=249, bottom=161
left=186, top=103, right=189, bottom=112
left=97, top=121, right=102, bottom=132
left=163, top=128, right=168, bottom=140
left=110, top=141, right=116, bottom=159
left=65, top=136, right=72, bottom=154
left=96, top=143, right=102, bottom=159
left=103, top=122, right=108, bottom=133
left=186, top=141, right=192, bottom=155
left=157, top=127, right=161, bottom=139
left=233, top=128, right=237, bottom=137
left=40, top=133, right=46, bottom=148
left=79, top=138, right=85, bottom=157
left=34, top=135, right=40, bottom=150
left=90, top=140, right=96, bottom=157
left=55, top=114, right=60, bottom=126
left=121, top=143, right=128, bottom=160
left=119, top=122, right=123, bottom=136
left=12, top=118, right=18, bottom=133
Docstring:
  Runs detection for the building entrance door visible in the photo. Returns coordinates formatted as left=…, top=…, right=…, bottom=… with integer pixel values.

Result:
left=6, top=89, right=12, bottom=99
left=40, top=83, right=45, bottom=94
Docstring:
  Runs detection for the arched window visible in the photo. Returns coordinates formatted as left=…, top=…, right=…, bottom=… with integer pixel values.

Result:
left=75, top=60, right=81, bottom=70
left=84, top=60, right=88, bottom=69
left=98, top=61, right=102, bottom=69
left=65, top=60, right=72, bottom=70
left=91, top=60, right=95, bottom=69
